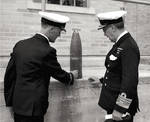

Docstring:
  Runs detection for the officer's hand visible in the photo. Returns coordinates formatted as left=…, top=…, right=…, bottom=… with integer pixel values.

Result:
left=71, top=70, right=78, bottom=79
left=112, top=110, right=123, bottom=121
left=88, top=76, right=100, bottom=85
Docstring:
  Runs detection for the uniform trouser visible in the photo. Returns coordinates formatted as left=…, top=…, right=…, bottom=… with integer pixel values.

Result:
left=14, top=113, right=44, bottom=122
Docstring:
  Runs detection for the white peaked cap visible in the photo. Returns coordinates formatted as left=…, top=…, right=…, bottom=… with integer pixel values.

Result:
left=97, top=10, right=127, bottom=29
left=39, top=11, right=70, bottom=24
left=97, top=10, right=127, bottom=20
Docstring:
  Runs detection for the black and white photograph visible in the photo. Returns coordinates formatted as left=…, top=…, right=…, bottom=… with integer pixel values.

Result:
left=0, top=0, right=150, bottom=122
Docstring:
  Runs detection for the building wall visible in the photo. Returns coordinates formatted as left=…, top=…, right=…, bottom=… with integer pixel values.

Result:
left=1, top=0, right=150, bottom=70
left=0, top=0, right=123, bottom=56
left=113, top=0, right=150, bottom=64
left=123, top=1, right=150, bottom=55
left=0, top=0, right=123, bottom=70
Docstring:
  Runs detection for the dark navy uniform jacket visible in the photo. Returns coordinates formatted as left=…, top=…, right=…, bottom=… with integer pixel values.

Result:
left=98, top=32, right=140, bottom=115
left=4, top=34, right=74, bottom=116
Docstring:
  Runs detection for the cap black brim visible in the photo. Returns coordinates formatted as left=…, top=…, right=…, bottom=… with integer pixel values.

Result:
left=97, top=25, right=106, bottom=30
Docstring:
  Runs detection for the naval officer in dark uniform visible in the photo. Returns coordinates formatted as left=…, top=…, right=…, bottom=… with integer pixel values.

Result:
left=89, top=11, right=140, bottom=122
left=4, top=11, right=78, bottom=122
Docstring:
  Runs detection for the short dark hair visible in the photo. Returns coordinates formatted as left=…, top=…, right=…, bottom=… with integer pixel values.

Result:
left=113, top=21, right=124, bottom=29
left=41, top=18, right=51, bottom=28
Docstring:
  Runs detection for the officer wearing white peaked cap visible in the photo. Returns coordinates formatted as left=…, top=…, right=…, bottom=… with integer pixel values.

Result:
left=4, top=11, right=78, bottom=122
left=89, top=11, right=140, bottom=122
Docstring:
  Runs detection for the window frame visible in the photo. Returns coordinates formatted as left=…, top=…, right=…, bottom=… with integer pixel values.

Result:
left=46, top=0, right=88, bottom=7
left=27, top=0, right=95, bottom=14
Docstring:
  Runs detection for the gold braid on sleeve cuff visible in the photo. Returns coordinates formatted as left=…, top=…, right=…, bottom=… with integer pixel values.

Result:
left=116, top=92, right=132, bottom=109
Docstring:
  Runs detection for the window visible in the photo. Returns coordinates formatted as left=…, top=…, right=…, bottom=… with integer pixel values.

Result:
left=28, top=0, right=95, bottom=14
left=33, top=0, right=88, bottom=7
